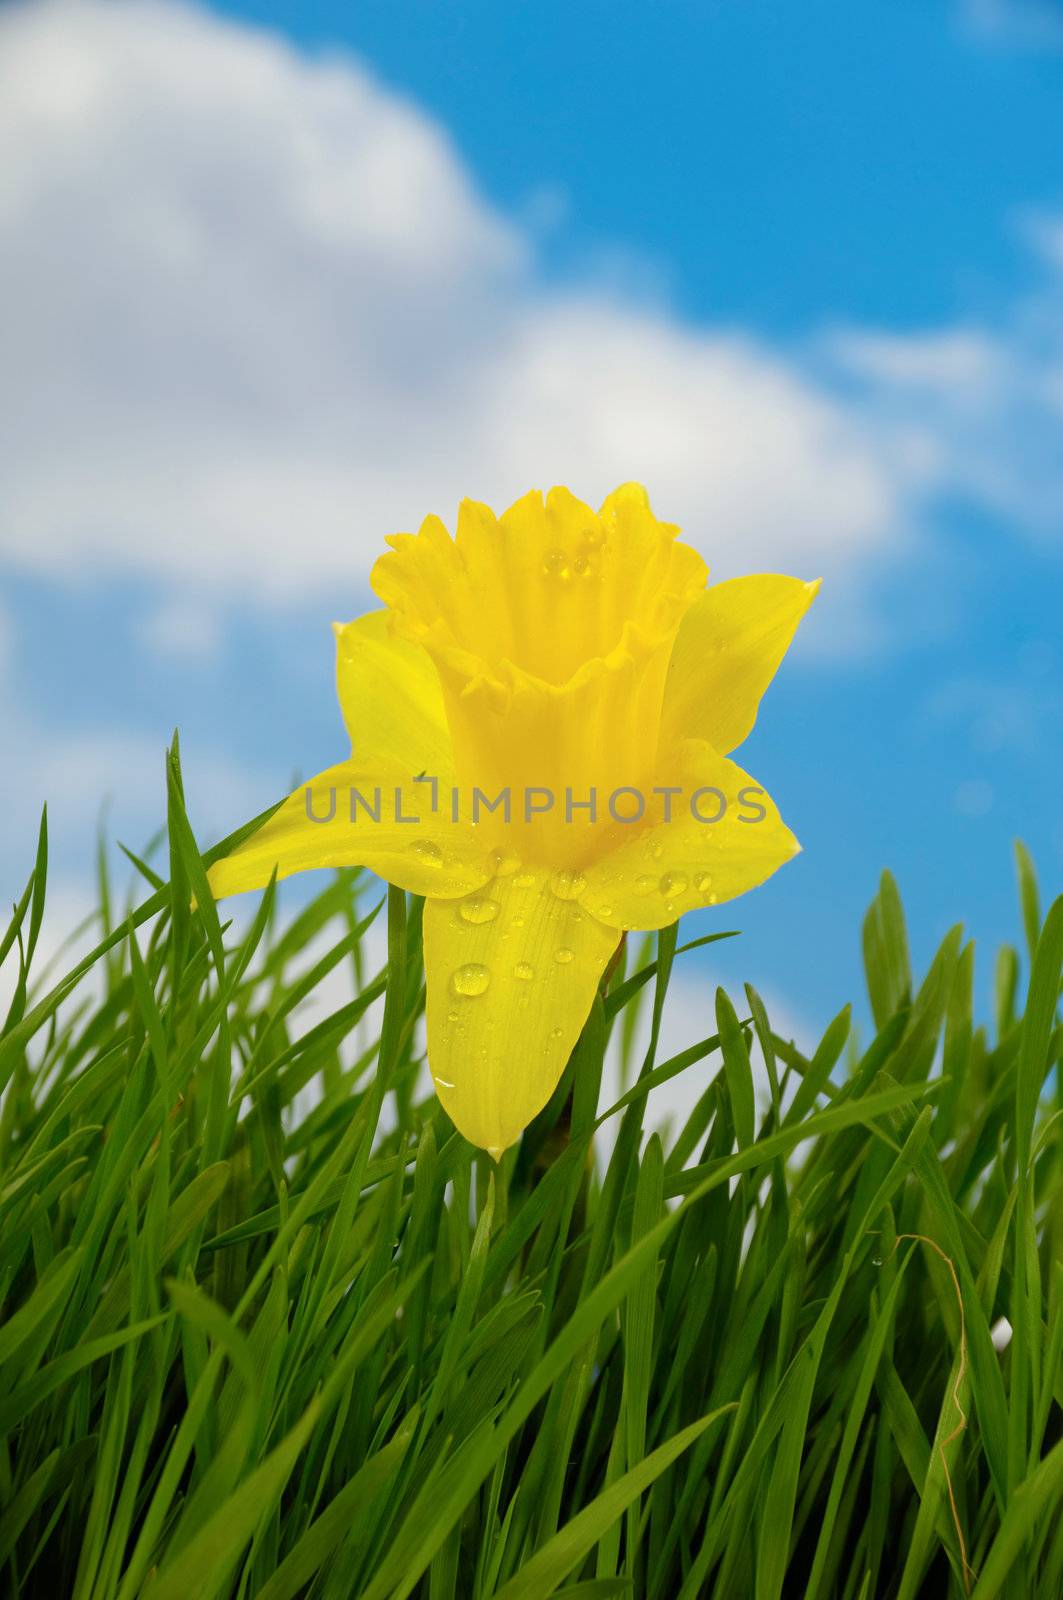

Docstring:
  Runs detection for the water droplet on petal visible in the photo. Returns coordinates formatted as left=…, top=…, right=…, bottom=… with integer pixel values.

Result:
left=659, top=872, right=688, bottom=897
left=513, top=871, right=537, bottom=888
left=447, top=1009, right=459, bottom=1022
left=695, top=873, right=713, bottom=894
left=514, top=961, right=534, bottom=980
left=598, top=904, right=613, bottom=918
left=489, top=848, right=521, bottom=876
left=635, top=874, right=655, bottom=893
left=460, top=896, right=500, bottom=925
left=452, top=962, right=490, bottom=997
left=651, top=842, right=664, bottom=861
left=550, top=869, right=586, bottom=901
left=551, top=1027, right=563, bottom=1039
left=554, top=948, right=574, bottom=964
left=542, top=548, right=571, bottom=581
left=410, top=840, right=443, bottom=867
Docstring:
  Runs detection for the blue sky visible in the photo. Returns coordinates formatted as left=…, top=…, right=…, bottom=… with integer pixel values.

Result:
left=225, top=0, right=1063, bottom=330
left=1, top=0, right=1061, bottom=1047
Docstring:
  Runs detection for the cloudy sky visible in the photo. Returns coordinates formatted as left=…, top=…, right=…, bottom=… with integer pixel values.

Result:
left=1, top=0, right=1061, bottom=1051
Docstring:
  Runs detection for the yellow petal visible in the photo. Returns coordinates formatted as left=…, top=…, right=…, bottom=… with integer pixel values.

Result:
left=334, top=609, right=453, bottom=775
left=660, top=575, right=820, bottom=757
left=372, top=484, right=706, bottom=689
left=578, top=739, right=800, bottom=932
left=370, top=485, right=707, bottom=865
left=207, top=759, right=493, bottom=900
left=422, top=870, right=621, bottom=1155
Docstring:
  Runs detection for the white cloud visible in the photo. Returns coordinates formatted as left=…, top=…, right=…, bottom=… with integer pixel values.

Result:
left=0, top=595, right=11, bottom=677
left=135, top=597, right=222, bottom=660
left=1027, top=214, right=1063, bottom=271
left=829, top=243, right=1063, bottom=539
left=0, top=0, right=914, bottom=620
left=0, top=875, right=102, bottom=1027
left=0, top=658, right=270, bottom=894
left=833, top=329, right=1005, bottom=394
left=963, top=0, right=1063, bottom=47
left=0, top=0, right=1058, bottom=675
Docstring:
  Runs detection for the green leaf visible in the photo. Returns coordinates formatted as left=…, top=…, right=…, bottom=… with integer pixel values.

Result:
left=492, top=1410, right=731, bottom=1600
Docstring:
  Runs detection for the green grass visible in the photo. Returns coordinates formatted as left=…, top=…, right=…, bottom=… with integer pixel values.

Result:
left=0, top=744, right=1060, bottom=1599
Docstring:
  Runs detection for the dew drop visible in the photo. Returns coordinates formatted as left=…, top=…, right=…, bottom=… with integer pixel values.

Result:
left=635, top=874, right=655, bottom=893
left=410, top=840, right=443, bottom=868
left=514, top=961, right=534, bottom=980
left=659, top=872, right=688, bottom=897
left=489, top=847, right=521, bottom=876
left=651, top=842, right=664, bottom=861
left=513, top=870, right=537, bottom=888
left=550, top=868, right=586, bottom=900
left=695, top=873, right=714, bottom=894
left=541, top=548, right=571, bottom=581
left=451, top=962, right=490, bottom=997
left=598, top=905, right=613, bottom=918
left=554, top=947, right=574, bottom=964
left=551, top=1027, right=563, bottom=1039
left=447, top=1009, right=459, bottom=1023
left=459, top=896, right=500, bottom=925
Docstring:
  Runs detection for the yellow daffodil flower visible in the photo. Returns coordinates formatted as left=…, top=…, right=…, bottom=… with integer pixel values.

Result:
left=209, top=484, right=818, bottom=1156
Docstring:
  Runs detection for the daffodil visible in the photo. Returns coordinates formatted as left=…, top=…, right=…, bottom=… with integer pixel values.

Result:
left=209, top=485, right=817, bottom=1156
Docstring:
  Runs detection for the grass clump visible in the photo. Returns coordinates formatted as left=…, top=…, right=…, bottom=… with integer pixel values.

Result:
left=0, top=752, right=1060, bottom=1599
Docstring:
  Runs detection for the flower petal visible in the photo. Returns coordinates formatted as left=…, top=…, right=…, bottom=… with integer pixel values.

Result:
left=422, top=870, right=621, bottom=1156
left=660, top=575, right=819, bottom=757
left=578, top=739, right=800, bottom=932
left=370, top=487, right=707, bottom=866
left=371, top=484, right=706, bottom=689
left=207, top=759, right=494, bottom=901
left=427, top=625, right=680, bottom=866
left=334, top=610, right=453, bottom=775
